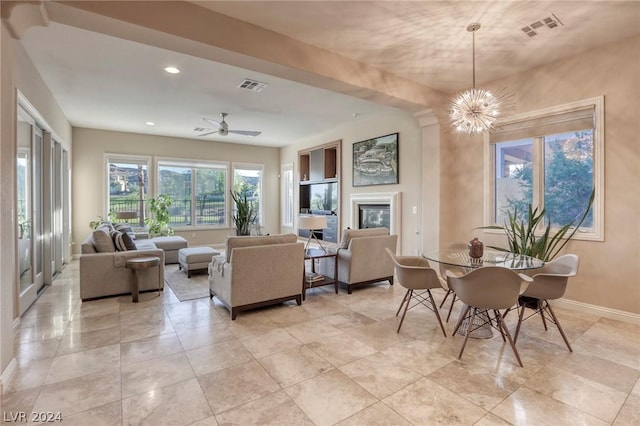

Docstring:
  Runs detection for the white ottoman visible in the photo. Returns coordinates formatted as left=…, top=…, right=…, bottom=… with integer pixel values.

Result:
left=178, top=247, right=220, bottom=278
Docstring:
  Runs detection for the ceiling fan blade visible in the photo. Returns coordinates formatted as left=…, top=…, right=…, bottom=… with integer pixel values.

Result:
left=203, top=117, right=222, bottom=126
left=228, top=130, right=262, bottom=137
left=198, top=130, right=219, bottom=137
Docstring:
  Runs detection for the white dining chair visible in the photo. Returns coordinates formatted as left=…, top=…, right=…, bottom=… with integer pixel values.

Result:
left=437, top=243, right=469, bottom=322
left=512, top=254, right=579, bottom=352
left=386, top=248, right=447, bottom=336
left=447, top=266, right=533, bottom=367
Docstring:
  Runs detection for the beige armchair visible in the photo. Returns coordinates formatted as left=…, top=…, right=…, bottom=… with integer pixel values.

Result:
left=318, top=227, right=397, bottom=294
left=208, top=234, right=305, bottom=319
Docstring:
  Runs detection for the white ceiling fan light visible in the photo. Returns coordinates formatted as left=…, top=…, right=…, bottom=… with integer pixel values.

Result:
left=197, top=112, right=262, bottom=138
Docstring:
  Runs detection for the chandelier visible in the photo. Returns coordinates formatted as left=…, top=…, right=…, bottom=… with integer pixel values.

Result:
left=449, top=23, right=513, bottom=134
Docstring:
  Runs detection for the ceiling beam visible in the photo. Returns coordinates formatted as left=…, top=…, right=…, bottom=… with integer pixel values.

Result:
left=45, top=0, right=446, bottom=112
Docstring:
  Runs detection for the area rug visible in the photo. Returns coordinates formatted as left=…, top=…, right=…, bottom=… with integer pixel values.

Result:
left=164, top=264, right=210, bottom=301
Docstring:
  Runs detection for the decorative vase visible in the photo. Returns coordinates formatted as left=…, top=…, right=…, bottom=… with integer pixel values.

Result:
left=468, top=238, right=484, bottom=258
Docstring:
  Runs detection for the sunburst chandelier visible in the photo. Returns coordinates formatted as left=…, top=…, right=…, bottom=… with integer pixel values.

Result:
left=449, top=23, right=513, bottom=134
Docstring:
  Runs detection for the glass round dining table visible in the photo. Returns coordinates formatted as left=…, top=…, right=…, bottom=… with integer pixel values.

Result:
left=423, top=248, right=544, bottom=271
left=423, top=247, right=544, bottom=339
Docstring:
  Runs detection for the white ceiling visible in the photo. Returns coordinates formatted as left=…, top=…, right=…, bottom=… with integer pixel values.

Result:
left=19, top=1, right=640, bottom=147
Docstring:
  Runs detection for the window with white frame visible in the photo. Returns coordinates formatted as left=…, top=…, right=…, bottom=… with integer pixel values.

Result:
left=281, top=163, right=294, bottom=227
left=233, top=163, right=264, bottom=227
left=486, top=97, right=603, bottom=241
left=157, top=159, right=227, bottom=228
left=106, top=154, right=150, bottom=227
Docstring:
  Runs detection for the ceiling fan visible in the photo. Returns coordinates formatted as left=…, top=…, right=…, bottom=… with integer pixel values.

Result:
left=197, top=112, right=261, bottom=137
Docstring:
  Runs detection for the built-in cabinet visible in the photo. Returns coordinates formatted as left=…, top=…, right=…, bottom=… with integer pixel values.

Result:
left=298, top=140, right=341, bottom=243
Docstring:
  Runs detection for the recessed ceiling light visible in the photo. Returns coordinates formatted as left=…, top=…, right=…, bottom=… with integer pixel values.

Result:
left=352, top=113, right=360, bottom=117
left=164, top=66, right=180, bottom=74
left=145, top=121, right=156, bottom=126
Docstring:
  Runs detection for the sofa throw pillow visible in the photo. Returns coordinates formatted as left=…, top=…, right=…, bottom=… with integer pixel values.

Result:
left=114, top=223, right=134, bottom=234
left=98, top=221, right=115, bottom=232
left=92, top=228, right=116, bottom=252
left=110, top=230, right=128, bottom=251
left=121, top=232, right=137, bottom=251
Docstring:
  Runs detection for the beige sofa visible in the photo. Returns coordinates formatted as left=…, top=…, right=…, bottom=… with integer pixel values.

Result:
left=318, top=227, right=398, bottom=294
left=80, top=228, right=165, bottom=301
left=208, top=234, right=305, bottom=319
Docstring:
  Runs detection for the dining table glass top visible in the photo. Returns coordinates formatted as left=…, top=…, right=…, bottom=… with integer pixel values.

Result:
left=423, top=248, right=544, bottom=271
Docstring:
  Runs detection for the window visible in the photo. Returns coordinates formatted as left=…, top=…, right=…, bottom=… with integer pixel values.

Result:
left=106, top=155, right=149, bottom=227
left=281, top=163, right=294, bottom=227
left=486, top=97, right=603, bottom=241
left=157, top=159, right=227, bottom=228
left=233, top=163, right=263, bottom=227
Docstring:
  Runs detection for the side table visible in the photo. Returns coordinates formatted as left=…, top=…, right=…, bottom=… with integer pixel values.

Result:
left=303, top=248, right=338, bottom=300
left=125, top=256, right=161, bottom=302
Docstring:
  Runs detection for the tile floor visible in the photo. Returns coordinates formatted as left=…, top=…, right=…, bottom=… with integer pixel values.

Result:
left=2, top=261, right=639, bottom=425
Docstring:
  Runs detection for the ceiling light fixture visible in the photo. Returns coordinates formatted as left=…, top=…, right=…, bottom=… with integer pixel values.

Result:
left=449, top=23, right=514, bottom=134
left=145, top=121, right=155, bottom=126
left=164, top=66, right=180, bottom=74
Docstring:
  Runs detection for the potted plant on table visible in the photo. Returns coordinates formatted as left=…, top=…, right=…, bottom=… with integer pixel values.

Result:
left=480, top=189, right=595, bottom=262
left=146, top=194, right=175, bottom=237
left=230, top=190, right=257, bottom=236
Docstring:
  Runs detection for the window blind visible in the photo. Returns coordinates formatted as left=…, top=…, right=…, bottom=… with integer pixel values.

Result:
left=490, top=105, right=595, bottom=143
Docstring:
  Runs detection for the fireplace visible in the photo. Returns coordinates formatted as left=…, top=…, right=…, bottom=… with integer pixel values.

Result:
left=359, top=204, right=391, bottom=229
left=350, top=192, right=401, bottom=248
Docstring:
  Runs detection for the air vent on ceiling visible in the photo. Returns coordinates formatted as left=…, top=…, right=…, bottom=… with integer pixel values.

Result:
left=521, top=13, right=563, bottom=37
left=238, top=78, right=268, bottom=92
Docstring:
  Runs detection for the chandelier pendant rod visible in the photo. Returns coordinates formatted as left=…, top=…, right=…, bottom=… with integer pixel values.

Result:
left=472, top=26, right=476, bottom=89
left=467, top=22, right=481, bottom=89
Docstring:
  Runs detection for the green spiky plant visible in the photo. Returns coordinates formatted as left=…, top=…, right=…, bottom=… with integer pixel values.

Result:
left=481, top=189, right=594, bottom=261
left=230, top=190, right=257, bottom=236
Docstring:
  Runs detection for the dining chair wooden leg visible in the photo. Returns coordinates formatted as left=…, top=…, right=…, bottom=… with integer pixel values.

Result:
left=497, top=310, right=524, bottom=367
left=427, top=289, right=447, bottom=337
left=539, top=300, right=549, bottom=331
left=397, top=289, right=413, bottom=333
left=396, top=289, right=410, bottom=317
left=453, top=305, right=470, bottom=336
left=458, top=308, right=476, bottom=360
left=446, top=293, right=457, bottom=323
left=502, top=306, right=512, bottom=320
left=494, top=309, right=506, bottom=342
left=439, top=289, right=452, bottom=308
left=545, top=302, right=573, bottom=352
left=514, top=304, right=526, bottom=343
left=396, top=289, right=411, bottom=317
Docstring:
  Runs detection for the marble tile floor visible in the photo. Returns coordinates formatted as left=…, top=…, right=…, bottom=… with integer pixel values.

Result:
left=2, top=260, right=639, bottom=425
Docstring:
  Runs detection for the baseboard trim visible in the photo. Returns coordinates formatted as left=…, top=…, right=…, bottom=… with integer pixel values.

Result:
left=555, top=298, right=640, bottom=325
left=1, top=358, right=17, bottom=395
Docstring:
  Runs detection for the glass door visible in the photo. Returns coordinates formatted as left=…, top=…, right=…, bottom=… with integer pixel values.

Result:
left=17, top=108, right=44, bottom=315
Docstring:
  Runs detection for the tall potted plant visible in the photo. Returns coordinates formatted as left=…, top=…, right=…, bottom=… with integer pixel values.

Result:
left=481, top=189, right=594, bottom=261
left=146, top=194, right=174, bottom=237
left=230, top=190, right=257, bottom=236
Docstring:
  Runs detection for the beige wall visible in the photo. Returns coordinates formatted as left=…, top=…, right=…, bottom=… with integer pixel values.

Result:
left=280, top=109, right=424, bottom=256
left=71, top=128, right=281, bottom=252
left=441, top=35, right=640, bottom=314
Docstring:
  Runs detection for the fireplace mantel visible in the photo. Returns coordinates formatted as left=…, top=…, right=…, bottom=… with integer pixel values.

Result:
left=349, top=192, right=401, bottom=248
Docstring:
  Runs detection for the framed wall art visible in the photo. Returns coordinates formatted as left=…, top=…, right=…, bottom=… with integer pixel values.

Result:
left=352, top=132, right=398, bottom=187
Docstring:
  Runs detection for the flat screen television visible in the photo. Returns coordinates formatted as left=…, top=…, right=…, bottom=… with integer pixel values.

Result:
left=308, top=182, right=338, bottom=214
